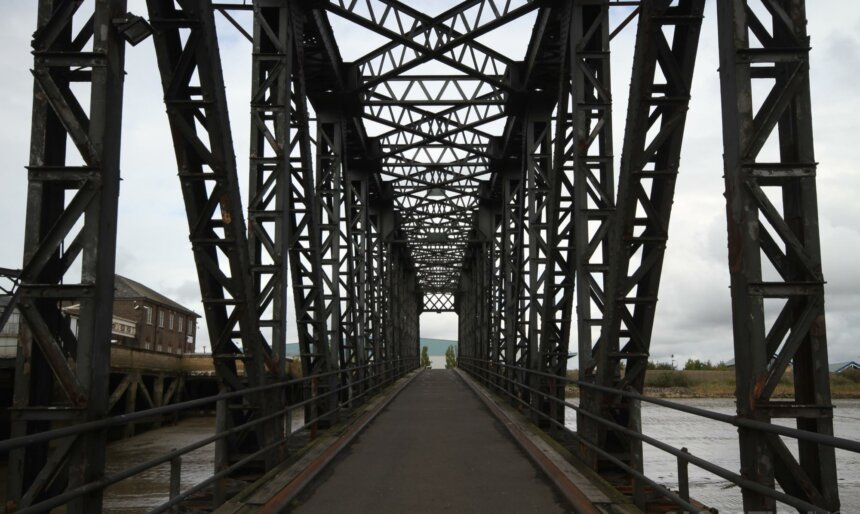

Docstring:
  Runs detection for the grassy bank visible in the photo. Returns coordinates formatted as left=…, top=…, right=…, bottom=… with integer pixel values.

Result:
left=565, top=369, right=860, bottom=399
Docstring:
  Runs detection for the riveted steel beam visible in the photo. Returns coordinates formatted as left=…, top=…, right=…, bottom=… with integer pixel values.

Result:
left=718, top=1, right=838, bottom=510
left=147, top=0, right=275, bottom=485
left=9, top=1, right=127, bottom=511
left=590, top=0, right=705, bottom=494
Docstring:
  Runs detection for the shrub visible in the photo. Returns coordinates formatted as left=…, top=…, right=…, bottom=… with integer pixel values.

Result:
left=840, top=369, right=860, bottom=383
left=646, top=361, right=674, bottom=370
left=445, top=345, right=457, bottom=369
left=647, top=371, right=691, bottom=388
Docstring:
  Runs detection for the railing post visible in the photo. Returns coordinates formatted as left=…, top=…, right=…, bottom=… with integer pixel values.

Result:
left=678, top=447, right=690, bottom=506
left=169, top=453, right=182, bottom=512
left=213, top=398, right=228, bottom=508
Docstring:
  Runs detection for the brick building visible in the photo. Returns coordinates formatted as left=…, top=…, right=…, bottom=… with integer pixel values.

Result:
left=64, top=275, right=200, bottom=354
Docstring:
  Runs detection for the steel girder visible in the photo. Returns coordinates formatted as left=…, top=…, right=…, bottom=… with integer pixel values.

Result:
left=279, top=5, right=333, bottom=389
left=717, top=1, right=838, bottom=510
left=248, top=0, right=292, bottom=386
left=502, top=166, right=527, bottom=393
left=571, top=0, right=617, bottom=453
left=344, top=169, right=371, bottom=399
left=146, top=0, right=277, bottom=476
left=584, top=0, right=706, bottom=483
left=9, top=2, right=127, bottom=511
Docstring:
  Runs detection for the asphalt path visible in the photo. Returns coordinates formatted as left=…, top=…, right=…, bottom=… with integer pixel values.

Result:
left=294, top=369, right=571, bottom=513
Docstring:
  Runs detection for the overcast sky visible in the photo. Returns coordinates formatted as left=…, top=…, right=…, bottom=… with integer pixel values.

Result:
left=1, top=2, right=858, bottom=368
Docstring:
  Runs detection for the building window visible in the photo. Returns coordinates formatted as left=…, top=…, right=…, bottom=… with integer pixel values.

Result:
left=158, top=310, right=164, bottom=328
left=157, top=344, right=163, bottom=352
left=144, top=306, right=152, bottom=325
left=177, top=316, right=184, bottom=333
left=0, top=312, right=19, bottom=336
left=188, top=319, right=194, bottom=335
left=169, top=312, right=174, bottom=331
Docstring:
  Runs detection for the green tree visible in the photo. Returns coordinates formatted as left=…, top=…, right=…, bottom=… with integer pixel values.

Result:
left=445, top=345, right=457, bottom=369
left=421, top=346, right=431, bottom=368
left=685, top=358, right=718, bottom=370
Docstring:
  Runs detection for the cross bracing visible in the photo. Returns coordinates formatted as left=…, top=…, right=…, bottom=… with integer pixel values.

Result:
left=4, top=0, right=844, bottom=512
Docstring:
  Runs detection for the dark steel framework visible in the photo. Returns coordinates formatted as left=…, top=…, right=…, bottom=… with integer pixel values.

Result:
left=718, top=0, right=838, bottom=509
left=6, top=0, right=841, bottom=511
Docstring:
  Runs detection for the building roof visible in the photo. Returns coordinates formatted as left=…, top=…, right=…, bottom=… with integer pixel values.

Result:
left=114, top=275, right=199, bottom=317
left=829, top=361, right=860, bottom=373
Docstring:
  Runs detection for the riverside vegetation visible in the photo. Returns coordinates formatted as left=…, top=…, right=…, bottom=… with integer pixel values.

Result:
left=564, top=368, right=860, bottom=398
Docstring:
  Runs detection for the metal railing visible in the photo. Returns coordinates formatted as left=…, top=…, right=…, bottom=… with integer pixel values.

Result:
left=459, top=357, right=857, bottom=513
left=1, top=357, right=418, bottom=513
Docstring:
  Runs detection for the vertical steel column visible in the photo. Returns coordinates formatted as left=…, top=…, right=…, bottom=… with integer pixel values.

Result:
left=718, top=1, right=838, bottom=510
left=457, top=257, right=475, bottom=363
left=489, top=199, right=505, bottom=377
left=10, top=2, right=126, bottom=510
left=503, top=167, right=526, bottom=395
left=591, top=0, right=705, bottom=483
left=389, top=248, right=402, bottom=362
left=570, top=0, right=616, bottom=455
left=538, top=3, right=576, bottom=427
left=248, top=0, right=291, bottom=382
left=316, top=110, right=346, bottom=413
left=476, top=206, right=495, bottom=376
left=345, top=171, right=370, bottom=398
left=367, top=208, right=383, bottom=381
left=377, top=207, right=395, bottom=377
left=522, top=105, right=554, bottom=422
left=366, top=206, right=382, bottom=384
left=268, top=4, right=335, bottom=420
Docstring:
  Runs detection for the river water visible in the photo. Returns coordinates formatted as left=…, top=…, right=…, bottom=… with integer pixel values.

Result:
left=564, top=398, right=860, bottom=512
left=101, top=414, right=305, bottom=513
left=41, top=399, right=860, bottom=512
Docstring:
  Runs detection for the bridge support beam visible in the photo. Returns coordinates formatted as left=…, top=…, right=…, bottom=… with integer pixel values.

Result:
left=147, top=0, right=276, bottom=485
left=9, top=1, right=127, bottom=511
left=571, top=0, right=616, bottom=459
left=718, top=1, right=839, bottom=510
left=587, top=0, right=705, bottom=492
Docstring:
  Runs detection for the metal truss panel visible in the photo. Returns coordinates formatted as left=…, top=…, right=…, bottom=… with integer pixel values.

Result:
left=570, top=1, right=619, bottom=448
left=248, top=0, right=292, bottom=381
left=10, top=1, right=127, bottom=511
left=717, top=0, right=838, bottom=510
left=146, top=0, right=275, bottom=481
left=589, top=0, right=705, bottom=485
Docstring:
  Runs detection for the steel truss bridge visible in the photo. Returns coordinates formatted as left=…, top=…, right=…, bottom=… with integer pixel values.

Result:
left=0, top=0, right=855, bottom=512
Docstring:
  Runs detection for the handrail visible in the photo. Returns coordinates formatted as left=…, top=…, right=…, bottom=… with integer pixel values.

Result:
left=4, top=357, right=419, bottom=513
left=458, top=356, right=850, bottom=513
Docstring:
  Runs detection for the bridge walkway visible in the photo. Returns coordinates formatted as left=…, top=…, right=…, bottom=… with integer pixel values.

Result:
left=219, top=369, right=632, bottom=514
left=293, top=369, right=569, bottom=513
